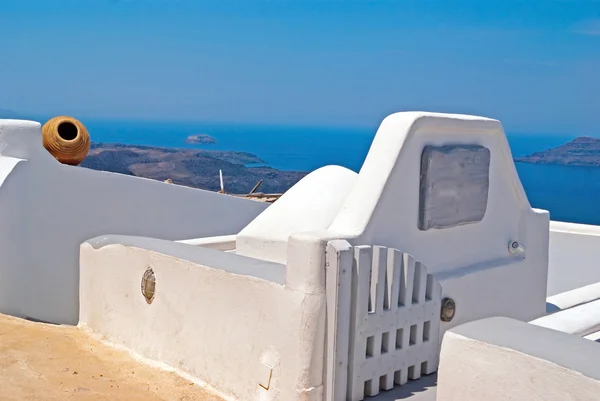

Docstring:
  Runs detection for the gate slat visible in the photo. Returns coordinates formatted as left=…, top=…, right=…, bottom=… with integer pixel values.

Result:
left=399, top=254, right=415, bottom=309
left=325, top=241, right=353, bottom=401
left=413, top=262, right=428, bottom=305
left=348, top=246, right=373, bottom=401
left=372, top=246, right=387, bottom=315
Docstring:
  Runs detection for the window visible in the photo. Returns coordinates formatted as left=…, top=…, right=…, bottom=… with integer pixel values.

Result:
left=419, top=145, right=490, bottom=230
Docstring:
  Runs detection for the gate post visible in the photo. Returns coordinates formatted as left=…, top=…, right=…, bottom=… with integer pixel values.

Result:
left=325, top=240, right=353, bottom=401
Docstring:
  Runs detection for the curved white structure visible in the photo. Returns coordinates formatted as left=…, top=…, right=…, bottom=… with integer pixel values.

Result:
left=236, top=164, right=358, bottom=263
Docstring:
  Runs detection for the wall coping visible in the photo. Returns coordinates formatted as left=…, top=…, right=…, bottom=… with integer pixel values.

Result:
left=450, top=317, right=600, bottom=381
left=85, top=235, right=286, bottom=285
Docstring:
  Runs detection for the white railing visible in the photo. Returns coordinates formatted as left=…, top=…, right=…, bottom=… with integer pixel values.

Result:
left=326, top=241, right=442, bottom=401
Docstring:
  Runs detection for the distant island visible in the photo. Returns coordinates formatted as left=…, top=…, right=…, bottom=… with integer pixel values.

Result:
left=515, top=137, right=600, bottom=167
left=185, top=134, right=217, bottom=145
left=81, top=143, right=306, bottom=194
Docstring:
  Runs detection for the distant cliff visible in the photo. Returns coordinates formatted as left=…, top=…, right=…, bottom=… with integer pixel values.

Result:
left=81, top=143, right=306, bottom=193
left=515, top=137, right=600, bottom=167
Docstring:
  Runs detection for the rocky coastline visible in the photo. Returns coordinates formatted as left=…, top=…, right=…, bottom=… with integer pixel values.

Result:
left=81, top=143, right=307, bottom=194
left=515, top=137, right=600, bottom=167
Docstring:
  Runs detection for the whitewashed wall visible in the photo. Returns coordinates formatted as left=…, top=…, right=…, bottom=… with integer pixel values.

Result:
left=79, top=233, right=330, bottom=401
left=0, top=119, right=268, bottom=325
left=438, top=317, right=600, bottom=401
left=547, top=221, right=600, bottom=296
left=329, top=113, right=546, bottom=278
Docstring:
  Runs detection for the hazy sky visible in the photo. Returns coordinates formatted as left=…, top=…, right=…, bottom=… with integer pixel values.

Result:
left=0, top=0, right=599, bottom=134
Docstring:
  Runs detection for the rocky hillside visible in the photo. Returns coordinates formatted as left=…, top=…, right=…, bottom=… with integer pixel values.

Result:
left=81, top=143, right=307, bottom=193
left=515, top=137, right=600, bottom=167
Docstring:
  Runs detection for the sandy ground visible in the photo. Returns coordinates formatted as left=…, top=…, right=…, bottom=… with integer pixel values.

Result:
left=0, top=313, right=224, bottom=401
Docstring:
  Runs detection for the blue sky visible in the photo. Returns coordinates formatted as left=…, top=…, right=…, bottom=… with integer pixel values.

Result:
left=0, top=0, right=599, bottom=134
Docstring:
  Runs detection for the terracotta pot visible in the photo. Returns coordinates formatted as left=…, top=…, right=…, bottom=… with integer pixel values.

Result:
left=42, top=116, right=90, bottom=166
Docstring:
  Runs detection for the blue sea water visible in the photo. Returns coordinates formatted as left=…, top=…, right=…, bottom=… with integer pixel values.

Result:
left=81, top=118, right=600, bottom=226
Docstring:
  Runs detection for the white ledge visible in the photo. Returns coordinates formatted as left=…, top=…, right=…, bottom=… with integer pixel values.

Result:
left=177, top=235, right=237, bottom=251
left=546, top=281, right=600, bottom=313
left=550, top=221, right=600, bottom=236
left=85, top=235, right=286, bottom=285
left=531, top=298, right=600, bottom=337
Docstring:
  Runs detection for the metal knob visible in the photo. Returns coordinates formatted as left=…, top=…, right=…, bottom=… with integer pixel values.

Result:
left=141, top=267, right=156, bottom=304
left=440, top=298, right=456, bottom=322
left=508, top=240, right=525, bottom=255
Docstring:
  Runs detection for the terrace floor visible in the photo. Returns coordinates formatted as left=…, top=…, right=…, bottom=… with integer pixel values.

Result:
left=0, top=313, right=224, bottom=401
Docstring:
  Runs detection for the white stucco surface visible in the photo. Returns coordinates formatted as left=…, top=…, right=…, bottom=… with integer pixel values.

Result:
left=79, top=233, right=330, bottom=401
left=329, top=112, right=544, bottom=274
left=584, top=331, right=600, bottom=342
left=236, top=165, right=357, bottom=264
left=546, top=281, right=600, bottom=313
left=438, top=317, right=600, bottom=401
left=177, top=235, right=237, bottom=251
left=531, top=299, right=600, bottom=336
left=0, top=119, right=268, bottom=325
left=548, top=221, right=600, bottom=296
left=0, top=156, right=23, bottom=186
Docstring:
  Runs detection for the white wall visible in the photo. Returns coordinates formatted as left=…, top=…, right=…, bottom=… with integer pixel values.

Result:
left=548, top=221, right=600, bottom=296
left=531, top=298, right=600, bottom=337
left=438, top=317, right=600, bottom=401
left=328, top=113, right=549, bottom=326
left=330, top=112, right=545, bottom=276
left=0, top=119, right=268, bottom=325
left=0, top=155, right=27, bottom=319
left=79, top=233, right=330, bottom=401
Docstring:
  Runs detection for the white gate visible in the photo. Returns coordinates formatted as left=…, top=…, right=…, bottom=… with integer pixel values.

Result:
left=325, top=241, right=442, bottom=401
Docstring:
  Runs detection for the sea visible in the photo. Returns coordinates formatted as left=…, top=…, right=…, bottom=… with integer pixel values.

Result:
left=79, top=118, right=600, bottom=226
